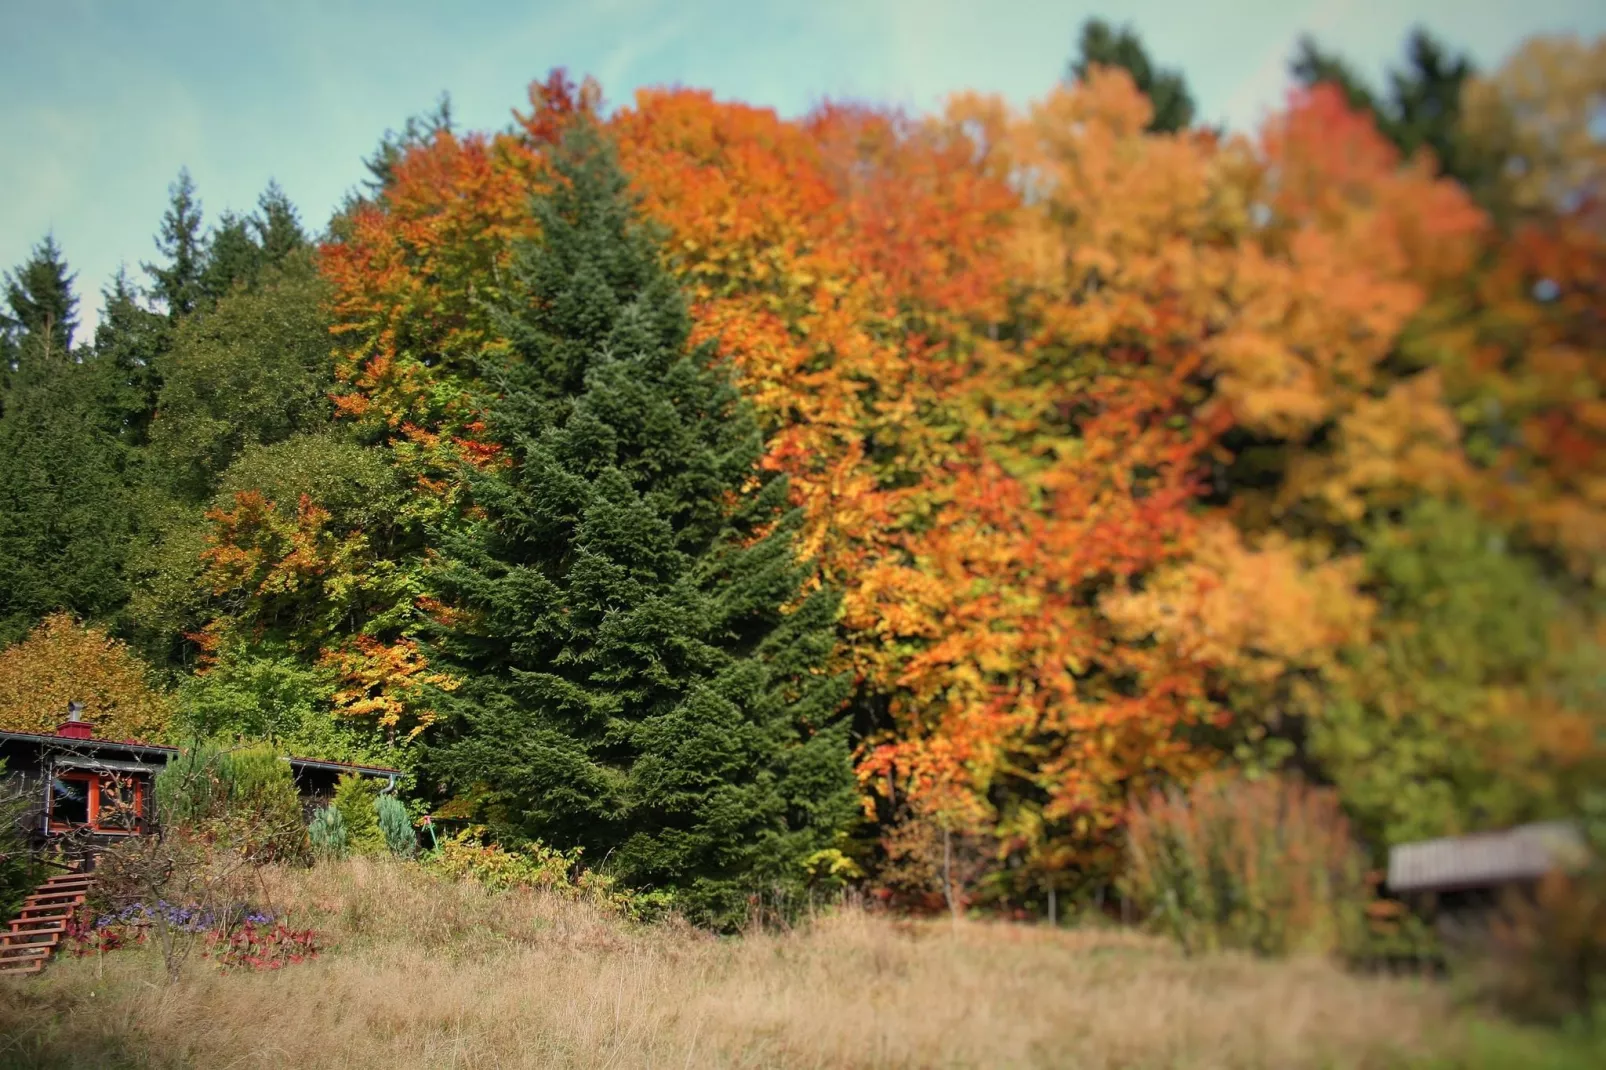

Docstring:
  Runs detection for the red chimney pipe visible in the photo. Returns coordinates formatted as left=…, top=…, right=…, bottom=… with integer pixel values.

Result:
left=56, top=720, right=94, bottom=740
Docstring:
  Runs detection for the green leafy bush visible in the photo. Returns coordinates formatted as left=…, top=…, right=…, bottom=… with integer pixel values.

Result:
left=424, top=826, right=672, bottom=922
left=155, top=742, right=308, bottom=862
left=1122, top=772, right=1372, bottom=957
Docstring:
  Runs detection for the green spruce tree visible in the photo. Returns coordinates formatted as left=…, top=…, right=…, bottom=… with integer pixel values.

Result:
left=254, top=181, right=307, bottom=265
left=145, top=168, right=207, bottom=320
left=422, top=121, right=858, bottom=928
left=1067, top=18, right=1196, bottom=133
left=0, top=358, right=135, bottom=645
left=2, top=235, right=79, bottom=398
left=198, top=210, right=263, bottom=304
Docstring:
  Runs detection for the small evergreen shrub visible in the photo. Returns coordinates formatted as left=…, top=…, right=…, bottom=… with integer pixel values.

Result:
left=154, top=743, right=232, bottom=827
left=332, top=773, right=385, bottom=855
left=308, top=804, right=348, bottom=862
left=375, top=793, right=417, bottom=858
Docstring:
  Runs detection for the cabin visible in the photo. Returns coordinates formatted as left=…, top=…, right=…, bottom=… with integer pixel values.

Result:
left=0, top=707, right=399, bottom=851
left=1385, top=821, right=1589, bottom=944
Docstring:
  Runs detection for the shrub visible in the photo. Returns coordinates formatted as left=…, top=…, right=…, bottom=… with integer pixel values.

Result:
left=224, top=743, right=310, bottom=862
left=1, top=759, right=39, bottom=918
left=424, top=826, right=672, bottom=921
left=1121, top=771, right=1371, bottom=957
left=155, top=742, right=309, bottom=863
left=332, top=773, right=386, bottom=855
left=154, top=743, right=233, bottom=827
left=1478, top=794, right=1606, bottom=1024
left=308, top=805, right=349, bottom=862
left=375, top=793, right=416, bottom=858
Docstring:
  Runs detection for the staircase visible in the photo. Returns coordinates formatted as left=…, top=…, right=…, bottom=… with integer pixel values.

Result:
left=0, top=870, right=93, bottom=977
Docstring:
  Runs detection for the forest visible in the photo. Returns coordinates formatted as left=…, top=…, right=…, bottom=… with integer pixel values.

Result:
left=1, top=18, right=1603, bottom=945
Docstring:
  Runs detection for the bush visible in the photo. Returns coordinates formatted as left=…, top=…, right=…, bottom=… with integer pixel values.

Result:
left=154, top=742, right=309, bottom=863
left=154, top=743, right=233, bottom=827
left=424, top=826, right=672, bottom=922
left=308, top=805, right=348, bottom=862
left=224, top=743, right=310, bottom=862
left=1121, top=771, right=1371, bottom=957
left=1, top=759, right=39, bottom=918
left=375, top=793, right=416, bottom=858
left=332, top=773, right=385, bottom=855
left=1476, top=794, right=1606, bottom=1024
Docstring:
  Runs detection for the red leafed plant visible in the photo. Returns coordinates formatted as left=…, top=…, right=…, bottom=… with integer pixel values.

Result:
left=206, top=920, right=320, bottom=972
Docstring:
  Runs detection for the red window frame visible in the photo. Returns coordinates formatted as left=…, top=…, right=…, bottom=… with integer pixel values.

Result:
left=47, top=770, right=146, bottom=835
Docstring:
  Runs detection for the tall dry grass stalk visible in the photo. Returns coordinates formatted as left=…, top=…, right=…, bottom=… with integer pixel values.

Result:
left=0, top=855, right=1467, bottom=1069
left=1123, top=771, right=1370, bottom=957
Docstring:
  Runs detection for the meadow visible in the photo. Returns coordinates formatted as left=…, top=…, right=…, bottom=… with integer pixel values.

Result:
left=0, top=857, right=1592, bottom=1070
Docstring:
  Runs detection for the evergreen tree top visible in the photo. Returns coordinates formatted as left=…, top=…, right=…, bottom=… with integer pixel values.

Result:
left=144, top=167, right=207, bottom=320
left=3, top=234, right=79, bottom=360
left=1068, top=18, right=1197, bottom=134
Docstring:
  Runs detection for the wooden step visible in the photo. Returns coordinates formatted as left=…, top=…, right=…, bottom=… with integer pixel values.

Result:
left=9, top=919, right=68, bottom=934
left=18, top=905, right=75, bottom=919
left=0, top=961, right=45, bottom=976
left=0, top=940, right=60, bottom=956
left=22, top=893, right=84, bottom=906
left=0, top=944, right=52, bottom=960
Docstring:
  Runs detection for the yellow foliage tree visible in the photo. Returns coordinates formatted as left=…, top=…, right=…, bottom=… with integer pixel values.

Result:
left=0, top=613, right=174, bottom=741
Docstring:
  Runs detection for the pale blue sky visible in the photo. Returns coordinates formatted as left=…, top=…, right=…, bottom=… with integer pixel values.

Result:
left=4, top=1, right=1603, bottom=334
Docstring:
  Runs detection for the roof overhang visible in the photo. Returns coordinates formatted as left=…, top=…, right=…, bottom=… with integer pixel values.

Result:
left=51, top=755, right=167, bottom=775
left=1387, top=821, right=1589, bottom=895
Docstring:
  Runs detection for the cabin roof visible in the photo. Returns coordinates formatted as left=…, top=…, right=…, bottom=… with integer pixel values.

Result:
left=0, top=730, right=400, bottom=778
left=1386, top=821, right=1588, bottom=894
left=0, top=728, right=177, bottom=757
left=282, top=755, right=402, bottom=778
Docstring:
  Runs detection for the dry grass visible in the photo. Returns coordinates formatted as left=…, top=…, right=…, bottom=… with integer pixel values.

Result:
left=0, top=857, right=1472, bottom=1069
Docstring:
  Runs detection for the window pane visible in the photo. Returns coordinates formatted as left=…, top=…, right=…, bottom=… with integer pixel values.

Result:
left=51, top=776, right=91, bottom=826
left=97, top=776, right=140, bottom=830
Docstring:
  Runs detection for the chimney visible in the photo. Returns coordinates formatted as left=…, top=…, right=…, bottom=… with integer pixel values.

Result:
left=56, top=701, right=93, bottom=740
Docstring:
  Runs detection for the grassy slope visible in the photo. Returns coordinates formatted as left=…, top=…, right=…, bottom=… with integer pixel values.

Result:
left=0, top=857, right=1594, bottom=1069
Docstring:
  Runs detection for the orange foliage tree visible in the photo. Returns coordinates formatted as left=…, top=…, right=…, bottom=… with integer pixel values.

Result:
left=0, top=613, right=174, bottom=742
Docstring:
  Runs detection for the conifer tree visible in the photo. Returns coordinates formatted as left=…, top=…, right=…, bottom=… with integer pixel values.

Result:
left=422, top=121, right=858, bottom=927
left=93, top=268, right=171, bottom=444
left=1068, top=18, right=1196, bottom=133
left=145, top=168, right=207, bottom=319
left=1291, top=28, right=1481, bottom=188
left=0, top=360, right=134, bottom=645
left=254, top=181, right=306, bottom=265
left=199, top=211, right=262, bottom=303
left=2, top=235, right=79, bottom=396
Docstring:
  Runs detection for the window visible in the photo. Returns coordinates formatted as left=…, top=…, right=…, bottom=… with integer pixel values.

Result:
left=49, top=774, right=93, bottom=829
left=97, top=775, right=142, bottom=831
left=47, top=770, right=146, bottom=834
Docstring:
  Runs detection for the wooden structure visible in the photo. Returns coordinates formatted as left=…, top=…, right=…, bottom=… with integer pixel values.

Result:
left=1, top=717, right=400, bottom=852
left=1386, top=821, right=1589, bottom=943
left=0, top=870, right=92, bottom=976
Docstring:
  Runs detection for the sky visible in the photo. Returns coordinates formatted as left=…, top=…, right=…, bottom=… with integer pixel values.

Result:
left=3, top=0, right=1604, bottom=336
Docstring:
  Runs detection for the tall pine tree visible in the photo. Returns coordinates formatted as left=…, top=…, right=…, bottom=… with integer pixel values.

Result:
left=421, top=121, right=858, bottom=927
left=145, top=168, right=207, bottom=320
